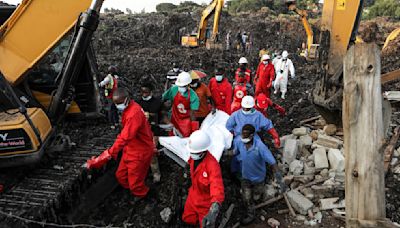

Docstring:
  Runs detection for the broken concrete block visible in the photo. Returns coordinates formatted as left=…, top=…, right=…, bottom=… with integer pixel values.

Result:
left=264, top=184, right=277, bottom=200
left=314, top=175, right=323, bottom=180
left=310, top=130, right=319, bottom=141
left=323, top=124, right=337, bottom=136
left=287, top=190, right=314, bottom=215
left=328, top=149, right=345, bottom=172
left=319, top=197, right=345, bottom=210
left=292, top=127, right=308, bottom=136
left=267, top=218, right=280, bottom=227
left=300, top=187, right=314, bottom=200
left=160, top=207, right=172, bottom=223
left=283, top=139, right=299, bottom=164
left=299, top=135, right=313, bottom=147
left=296, top=215, right=307, bottom=221
left=335, top=172, right=345, bottom=183
left=280, top=134, right=296, bottom=148
left=313, top=148, right=329, bottom=170
left=283, top=175, right=294, bottom=185
left=320, top=168, right=329, bottom=178
left=294, top=175, right=314, bottom=184
left=315, top=135, right=343, bottom=149
left=300, top=147, right=312, bottom=158
left=289, top=160, right=304, bottom=175
left=304, top=163, right=316, bottom=175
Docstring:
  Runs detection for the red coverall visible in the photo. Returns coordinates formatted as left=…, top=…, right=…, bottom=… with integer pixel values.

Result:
left=208, top=78, right=233, bottom=115
left=255, top=62, right=275, bottom=97
left=108, top=101, right=155, bottom=197
left=235, top=68, right=251, bottom=85
left=171, top=90, right=194, bottom=137
left=231, top=83, right=247, bottom=113
left=255, top=93, right=286, bottom=117
left=182, top=152, right=225, bottom=227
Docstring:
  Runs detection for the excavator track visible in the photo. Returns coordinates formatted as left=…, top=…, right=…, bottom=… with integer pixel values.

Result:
left=0, top=122, right=116, bottom=227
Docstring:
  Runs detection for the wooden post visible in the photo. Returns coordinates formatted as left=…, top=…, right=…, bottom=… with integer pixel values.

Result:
left=343, top=43, right=386, bottom=227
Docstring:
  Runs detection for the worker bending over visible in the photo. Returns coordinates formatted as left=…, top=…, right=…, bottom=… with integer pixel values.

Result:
left=273, top=50, right=295, bottom=99
left=254, top=54, right=275, bottom=98
left=85, top=88, right=155, bottom=200
left=190, top=73, right=216, bottom=124
left=163, top=72, right=200, bottom=137
left=183, top=130, right=225, bottom=228
left=255, top=93, right=286, bottom=117
left=208, top=68, right=232, bottom=115
left=234, top=124, right=286, bottom=225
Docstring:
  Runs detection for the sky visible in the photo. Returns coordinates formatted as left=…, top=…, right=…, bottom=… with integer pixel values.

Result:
left=2, top=0, right=211, bottom=13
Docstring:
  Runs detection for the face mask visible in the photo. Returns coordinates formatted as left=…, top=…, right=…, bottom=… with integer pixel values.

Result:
left=215, top=75, right=223, bottom=82
left=242, top=109, right=254, bottom=115
left=173, top=68, right=179, bottom=72
left=263, top=61, right=269, bottom=65
left=190, top=83, right=198, bottom=88
left=142, top=95, right=152, bottom=101
left=178, top=86, right=187, bottom=94
left=241, top=137, right=252, bottom=143
left=116, top=98, right=128, bottom=111
left=283, top=58, right=287, bottom=61
left=190, top=153, right=204, bottom=160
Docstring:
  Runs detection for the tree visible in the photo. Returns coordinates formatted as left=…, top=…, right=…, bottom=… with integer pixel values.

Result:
left=363, top=0, right=400, bottom=19
left=156, top=3, right=177, bottom=12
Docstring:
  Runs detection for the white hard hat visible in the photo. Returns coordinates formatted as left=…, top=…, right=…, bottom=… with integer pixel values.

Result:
left=186, top=130, right=211, bottom=153
left=282, top=50, right=289, bottom=58
left=175, top=72, right=192, bottom=86
left=262, top=54, right=270, bottom=60
left=238, top=57, right=248, bottom=64
left=241, top=95, right=255, bottom=108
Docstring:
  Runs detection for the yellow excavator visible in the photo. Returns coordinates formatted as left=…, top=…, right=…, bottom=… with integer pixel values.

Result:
left=181, top=0, right=224, bottom=49
left=0, top=0, right=104, bottom=167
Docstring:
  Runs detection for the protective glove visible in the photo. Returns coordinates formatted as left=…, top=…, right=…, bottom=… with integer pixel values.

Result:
left=274, top=171, right=288, bottom=193
left=202, top=202, right=221, bottom=228
left=273, top=104, right=286, bottom=116
left=86, top=149, right=112, bottom=169
left=267, top=128, right=281, bottom=149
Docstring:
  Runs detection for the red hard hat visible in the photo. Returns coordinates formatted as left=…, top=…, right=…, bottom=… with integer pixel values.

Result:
left=256, top=93, right=271, bottom=109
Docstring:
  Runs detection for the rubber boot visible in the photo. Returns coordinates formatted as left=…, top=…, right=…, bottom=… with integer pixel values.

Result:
left=241, top=183, right=255, bottom=225
left=150, top=156, right=161, bottom=183
left=281, top=91, right=286, bottom=100
left=241, top=205, right=255, bottom=225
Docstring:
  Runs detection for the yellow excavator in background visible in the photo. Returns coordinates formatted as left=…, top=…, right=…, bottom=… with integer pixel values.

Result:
left=181, top=0, right=224, bottom=49
left=0, top=0, right=104, bottom=167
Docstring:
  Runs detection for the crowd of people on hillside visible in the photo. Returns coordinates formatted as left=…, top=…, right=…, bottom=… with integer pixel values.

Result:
left=87, top=50, right=296, bottom=227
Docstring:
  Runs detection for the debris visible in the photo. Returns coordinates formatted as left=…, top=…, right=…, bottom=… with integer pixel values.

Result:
left=292, top=127, right=308, bottom=136
left=53, top=165, right=64, bottom=170
left=217, top=204, right=235, bottom=228
left=300, top=116, right=322, bottom=125
left=315, top=134, right=343, bottom=149
left=286, top=190, right=314, bottom=215
left=278, top=209, right=290, bottom=214
left=289, top=160, right=304, bottom=175
left=303, top=163, right=316, bottom=175
left=309, top=130, right=319, bottom=141
left=328, top=149, right=345, bottom=172
left=323, top=124, right=337, bottom=136
left=280, top=134, right=296, bottom=149
left=264, top=184, right=278, bottom=200
left=267, top=218, right=281, bottom=227
left=296, top=215, right=307, bottom=221
left=313, top=148, right=329, bottom=170
left=293, top=175, right=314, bottom=184
left=383, top=91, right=400, bottom=101
left=283, top=175, right=294, bottom=185
left=254, top=195, right=284, bottom=209
left=284, top=193, right=297, bottom=217
left=320, top=198, right=345, bottom=210
left=299, top=135, right=313, bottom=148
left=384, top=126, right=400, bottom=173
left=334, top=172, right=345, bottom=183
left=160, top=207, right=172, bottom=223
left=320, top=169, right=329, bottom=178
left=300, top=188, right=314, bottom=200
left=283, top=139, right=299, bottom=164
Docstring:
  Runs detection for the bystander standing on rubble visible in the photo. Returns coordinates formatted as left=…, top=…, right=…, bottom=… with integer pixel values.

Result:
left=236, top=30, right=242, bottom=51
left=226, top=96, right=281, bottom=174
left=182, top=130, right=224, bottom=228
left=234, top=124, right=286, bottom=225
left=241, top=31, right=248, bottom=52
left=246, top=32, right=252, bottom=54
left=85, top=88, right=156, bottom=202
left=137, top=82, right=163, bottom=183
left=274, top=50, right=295, bottom=99
left=254, top=54, right=275, bottom=98
left=98, top=65, right=120, bottom=129
left=208, top=68, right=233, bottom=115
left=225, top=30, right=231, bottom=50
left=162, top=72, right=200, bottom=137
left=190, top=72, right=216, bottom=124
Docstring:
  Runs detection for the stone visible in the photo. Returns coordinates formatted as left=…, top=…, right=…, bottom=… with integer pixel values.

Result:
left=280, top=134, right=296, bottom=148
left=290, top=181, right=300, bottom=189
left=306, top=160, right=315, bottom=167
left=160, top=207, right=172, bottom=223
left=283, top=139, right=299, bottom=164
left=320, top=197, right=345, bottom=210
left=314, top=174, right=323, bottom=180
left=320, top=169, right=329, bottom=177
left=304, top=163, right=316, bottom=175
left=335, top=172, right=345, bottom=183
left=310, top=130, right=319, bottom=141
left=289, top=160, right=304, bottom=175
left=294, top=175, right=314, bottom=184
left=300, top=188, right=314, bottom=200
left=328, top=149, right=345, bottom=172
left=323, top=124, right=337, bottom=136
left=292, top=127, right=308, bottom=136
left=314, top=211, right=323, bottom=223
left=323, top=178, right=336, bottom=186
left=315, top=119, right=326, bottom=126
left=307, top=154, right=314, bottom=161
left=283, top=175, right=294, bottom=185
left=299, top=135, right=313, bottom=147
left=300, top=147, right=312, bottom=158
left=267, top=218, right=280, bottom=227
left=315, top=135, right=343, bottom=149
left=286, top=190, right=314, bottom=215
left=296, top=215, right=307, bottom=221
left=313, top=148, right=329, bottom=169
left=264, top=184, right=277, bottom=200
left=328, top=170, right=336, bottom=178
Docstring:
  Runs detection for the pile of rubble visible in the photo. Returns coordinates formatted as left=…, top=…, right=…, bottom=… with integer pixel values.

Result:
left=260, top=117, right=346, bottom=226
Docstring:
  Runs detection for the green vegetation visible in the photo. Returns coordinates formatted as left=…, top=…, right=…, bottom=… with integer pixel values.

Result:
left=363, top=0, right=400, bottom=19
left=155, top=1, right=202, bottom=13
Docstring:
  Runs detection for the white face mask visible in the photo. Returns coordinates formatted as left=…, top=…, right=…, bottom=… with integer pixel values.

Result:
left=215, top=75, right=223, bottom=82
left=142, top=95, right=152, bottom=101
left=263, top=61, right=269, bottom=65
left=241, top=137, right=252, bottom=144
left=178, top=86, right=187, bottom=94
left=190, top=153, right=204, bottom=160
left=116, top=98, right=128, bottom=111
left=242, top=109, right=254, bottom=115
left=191, top=83, right=198, bottom=88
left=173, top=68, right=179, bottom=72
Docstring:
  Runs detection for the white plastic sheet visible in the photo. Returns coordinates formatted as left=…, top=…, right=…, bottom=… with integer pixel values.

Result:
left=159, top=110, right=233, bottom=163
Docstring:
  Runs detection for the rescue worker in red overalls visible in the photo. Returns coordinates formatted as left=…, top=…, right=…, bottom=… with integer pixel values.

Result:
left=255, top=93, right=286, bottom=118
left=99, top=65, right=119, bottom=129
left=183, top=130, right=225, bottom=228
left=231, top=71, right=253, bottom=113
left=208, top=68, right=233, bottom=115
left=254, top=54, right=275, bottom=98
left=235, top=57, right=251, bottom=85
left=162, top=72, right=200, bottom=137
left=85, top=88, right=155, bottom=200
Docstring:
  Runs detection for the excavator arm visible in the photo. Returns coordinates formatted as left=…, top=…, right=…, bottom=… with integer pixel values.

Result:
left=197, top=0, right=224, bottom=43
left=287, top=3, right=314, bottom=54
